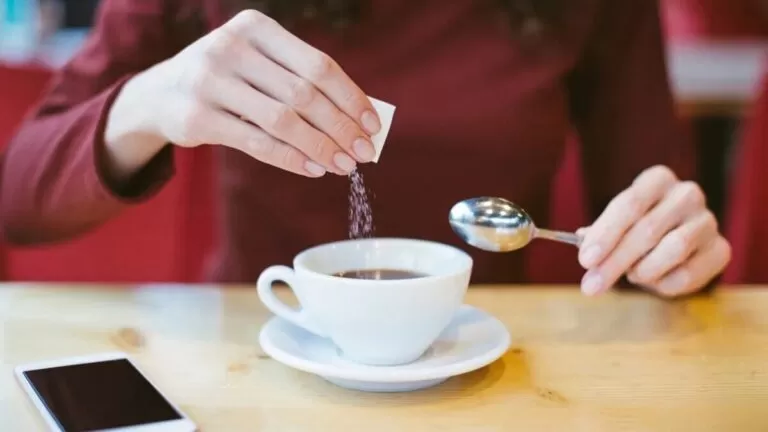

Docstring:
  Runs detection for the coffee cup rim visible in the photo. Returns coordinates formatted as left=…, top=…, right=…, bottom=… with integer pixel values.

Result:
left=292, top=237, right=472, bottom=283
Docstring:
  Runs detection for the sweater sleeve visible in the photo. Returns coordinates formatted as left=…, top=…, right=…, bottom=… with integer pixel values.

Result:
left=568, top=0, right=696, bottom=221
left=0, top=0, right=191, bottom=245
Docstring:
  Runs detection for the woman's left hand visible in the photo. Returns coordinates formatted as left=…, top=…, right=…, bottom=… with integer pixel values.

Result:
left=577, top=165, right=731, bottom=298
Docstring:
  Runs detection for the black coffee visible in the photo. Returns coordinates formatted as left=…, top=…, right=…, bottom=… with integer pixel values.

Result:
left=333, top=269, right=427, bottom=280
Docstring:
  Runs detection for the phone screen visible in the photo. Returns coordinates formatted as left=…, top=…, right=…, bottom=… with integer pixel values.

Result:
left=23, top=359, right=182, bottom=432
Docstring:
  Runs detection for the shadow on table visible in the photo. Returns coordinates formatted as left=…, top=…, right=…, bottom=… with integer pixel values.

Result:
left=300, top=352, right=511, bottom=407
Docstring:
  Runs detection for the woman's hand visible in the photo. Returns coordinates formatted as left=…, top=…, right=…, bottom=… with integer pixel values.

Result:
left=577, top=165, right=731, bottom=298
left=106, top=9, right=380, bottom=180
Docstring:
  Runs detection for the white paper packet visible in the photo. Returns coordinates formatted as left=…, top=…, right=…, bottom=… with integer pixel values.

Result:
left=368, top=97, right=396, bottom=163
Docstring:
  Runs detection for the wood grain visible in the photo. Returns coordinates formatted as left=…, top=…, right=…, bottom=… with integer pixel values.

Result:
left=2, top=284, right=768, bottom=431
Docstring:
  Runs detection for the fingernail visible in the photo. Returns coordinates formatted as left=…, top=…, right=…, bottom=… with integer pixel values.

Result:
left=304, top=161, right=326, bottom=177
left=353, top=138, right=375, bottom=162
left=581, top=272, right=603, bottom=296
left=361, top=110, right=381, bottom=135
left=333, top=152, right=356, bottom=173
left=580, top=244, right=602, bottom=268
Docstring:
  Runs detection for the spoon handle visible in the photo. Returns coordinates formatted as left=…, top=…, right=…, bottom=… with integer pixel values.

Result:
left=535, top=228, right=583, bottom=247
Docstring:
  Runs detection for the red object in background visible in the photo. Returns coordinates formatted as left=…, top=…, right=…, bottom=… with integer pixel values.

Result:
left=664, top=0, right=768, bottom=40
left=724, top=71, right=768, bottom=283
left=0, top=64, right=216, bottom=282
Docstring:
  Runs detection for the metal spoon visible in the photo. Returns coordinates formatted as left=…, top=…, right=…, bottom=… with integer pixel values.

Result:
left=448, top=197, right=582, bottom=252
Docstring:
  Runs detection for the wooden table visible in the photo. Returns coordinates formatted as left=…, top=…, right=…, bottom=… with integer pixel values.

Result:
left=3, top=284, right=768, bottom=431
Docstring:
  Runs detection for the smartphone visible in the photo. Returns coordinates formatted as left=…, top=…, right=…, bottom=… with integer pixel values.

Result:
left=15, top=352, right=197, bottom=432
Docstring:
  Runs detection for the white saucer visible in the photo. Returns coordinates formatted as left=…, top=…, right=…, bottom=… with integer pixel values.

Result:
left=259, top=305, right=511, bottom=392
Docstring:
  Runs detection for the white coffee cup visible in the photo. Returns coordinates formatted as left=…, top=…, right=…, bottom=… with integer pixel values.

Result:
left=257, top=238, right=473, bottom=366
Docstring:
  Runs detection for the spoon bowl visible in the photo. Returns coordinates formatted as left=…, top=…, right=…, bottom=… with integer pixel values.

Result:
left=448, top=197, right=581, bottom=252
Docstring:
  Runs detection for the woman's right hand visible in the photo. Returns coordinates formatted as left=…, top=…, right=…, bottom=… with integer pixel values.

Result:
left=107, top=9, right=381, bottom=179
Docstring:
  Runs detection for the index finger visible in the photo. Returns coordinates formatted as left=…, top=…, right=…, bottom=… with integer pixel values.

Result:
left=198, top=107, right=326, bottom=178
left=225, top=10, right=381, bottom=135
left=579, top=166, right=677, bottom=268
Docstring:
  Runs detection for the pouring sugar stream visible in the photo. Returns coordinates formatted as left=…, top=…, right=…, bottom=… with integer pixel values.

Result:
left=347, top=97, right=395, bottom=240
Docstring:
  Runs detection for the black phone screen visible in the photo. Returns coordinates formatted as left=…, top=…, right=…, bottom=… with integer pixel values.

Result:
left=23, top=359, right=182, bottom=432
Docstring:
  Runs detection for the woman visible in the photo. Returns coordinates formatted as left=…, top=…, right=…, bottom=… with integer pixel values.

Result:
left=0, top=0, right=730, bottom=297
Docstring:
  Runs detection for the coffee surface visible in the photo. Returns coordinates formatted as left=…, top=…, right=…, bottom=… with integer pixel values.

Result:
left=333, top=269, right=427, bottom=280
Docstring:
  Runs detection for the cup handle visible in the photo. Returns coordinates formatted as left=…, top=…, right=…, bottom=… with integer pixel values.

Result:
left=257, top=265, right=327, bottom=338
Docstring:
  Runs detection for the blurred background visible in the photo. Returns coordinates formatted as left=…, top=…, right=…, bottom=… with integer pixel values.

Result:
left=0, top=0, right=766, bottom=283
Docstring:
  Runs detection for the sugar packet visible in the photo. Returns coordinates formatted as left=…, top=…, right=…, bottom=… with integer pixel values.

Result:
left=367, top=97, right=396, bottom=163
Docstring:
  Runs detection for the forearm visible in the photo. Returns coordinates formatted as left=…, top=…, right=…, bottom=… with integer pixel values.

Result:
left=0, top=0, right=185, bottom=245
left=0, top=78, right=174, bottom=245
left=103, top=69, right=168, bottom=186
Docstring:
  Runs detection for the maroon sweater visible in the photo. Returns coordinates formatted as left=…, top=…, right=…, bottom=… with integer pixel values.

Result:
left=0, top=0, right=693, bottom=283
